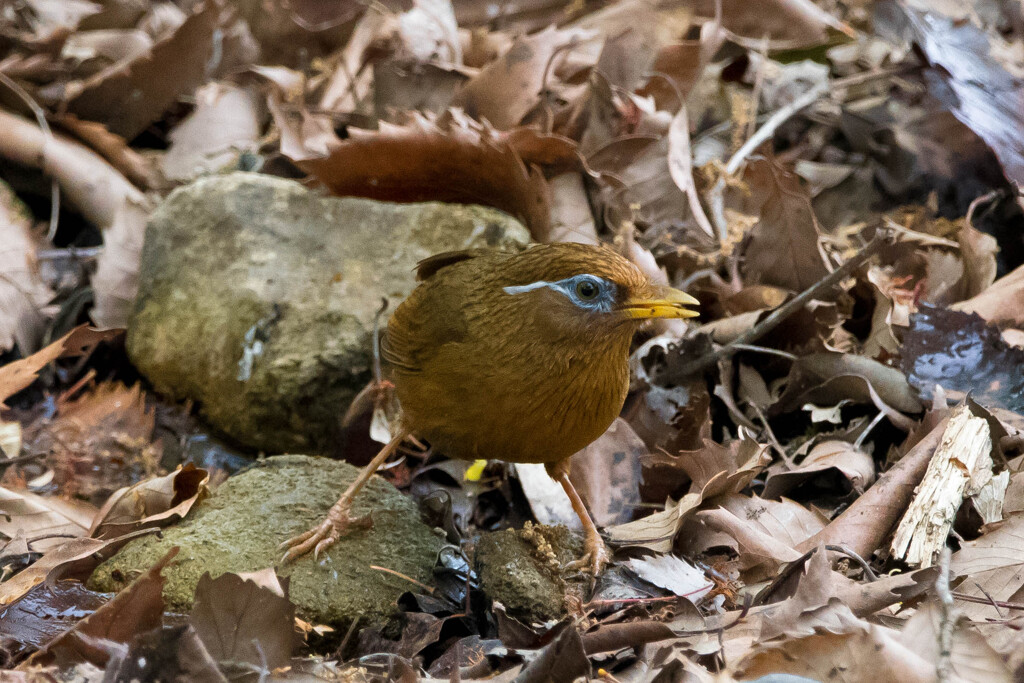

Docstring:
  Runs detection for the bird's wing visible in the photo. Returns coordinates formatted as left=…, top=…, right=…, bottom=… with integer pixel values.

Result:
left=414, top=250, right=485, bottom=281
left=382, top=266, right=474, bottom=373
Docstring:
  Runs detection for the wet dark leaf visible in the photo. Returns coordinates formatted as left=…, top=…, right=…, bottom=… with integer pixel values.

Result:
left=902, top=305, right=1024, bottom=412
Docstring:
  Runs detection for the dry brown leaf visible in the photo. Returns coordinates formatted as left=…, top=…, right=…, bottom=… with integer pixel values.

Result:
left=453, top=26, right=591, bottom=129
left=642, top=438, right=770, bottom=505
left=189, top=569, right=295, bottom=673
left=89, top=464, right=210, bottom=540
left=54, top=115, right=160, bottom=190
left=277, top=112, right=551, bottom=237
left=950, top=512, right=1024, bottom=622
left=958, top=221, right=998, bottom=299
left=897, top=601, right=1012, bottom=683
left=797, top=413, right=949, bottom=557
left=163, top=82, right=264, bottom=181
left=686, top=494, right=827, bottom=573
left=0, top=110, right=152, bottom=328
left=772, top=352, right=922, bottom=417
left=0, top=537, right=112, bottom=607
left=0, top=487, right=95, bottom=552
left=691, top=0, right=854, bottom=48
left=0, top=181, right=53, bottom=354
left=954, top=263, right=1024, bottom=327
left=0, top=326, right=123, bottom=407
left=546, top=173, right=598, bottom=245
left=62, top=1, right=220, bottom=140
left=762, top=440, right=876, bottom=499
left=28, top=381, right=163, bottom=504
left=735, top=624, right=933, bottom=682
left=25, top=547, right=177, bottom=668
left=605, top=492, right=701, bottom=553
left=740, top=157, right=830, bottom=293
left=569, top=417, right=645, bottom=527
left=756, top=546, right=867, bottom=642
left=19, top=0, right=102, bottom=40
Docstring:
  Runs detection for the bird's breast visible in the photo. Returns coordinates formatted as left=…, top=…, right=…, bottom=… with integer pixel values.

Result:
left=394, top=337, right=631, bottom=465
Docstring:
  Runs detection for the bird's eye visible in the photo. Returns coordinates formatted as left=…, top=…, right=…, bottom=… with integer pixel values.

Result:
left=575, top=279, right=600, bottom=300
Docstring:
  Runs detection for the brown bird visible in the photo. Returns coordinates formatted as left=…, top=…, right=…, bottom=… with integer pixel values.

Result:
left=282, top=243, right=698, bottom=573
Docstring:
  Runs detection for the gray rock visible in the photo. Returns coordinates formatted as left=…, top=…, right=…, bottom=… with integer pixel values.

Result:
left=89, top=455, right=447, bottom=628
left=127, top=172, right=530, bottom=453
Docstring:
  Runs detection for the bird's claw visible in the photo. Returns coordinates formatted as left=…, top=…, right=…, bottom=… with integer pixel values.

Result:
left=563, top=535, right=610, bottom=577
left=279, top=505, right=370, bottom=564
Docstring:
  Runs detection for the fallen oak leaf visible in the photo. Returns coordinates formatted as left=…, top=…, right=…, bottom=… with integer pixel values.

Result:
left=24, top=547, right=178, bottom=668
left=605, top=492, right=701, bottom=553
left=61, top=0, right=220, bottom=140
left=0, top=325, right=123, bottom=407
left=0, top=486, right=96, bottom=552
left=0, top=534, right=143, bottom=607
left=89, top=464, right=210, bottom=540
left=189, top=568, right=295, bottom=675
left=453, top=26, right=594, bottom=130
left=796, top=412, right=950, bottom=557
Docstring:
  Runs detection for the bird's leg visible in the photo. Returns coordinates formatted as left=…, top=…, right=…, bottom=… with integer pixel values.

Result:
left=551, top=467, right=610, bottom=576
left=281, top=429, right=410, bottom=563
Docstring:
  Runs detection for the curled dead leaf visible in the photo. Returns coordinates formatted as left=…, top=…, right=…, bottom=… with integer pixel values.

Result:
left=89, top=465, right=210, bottom=540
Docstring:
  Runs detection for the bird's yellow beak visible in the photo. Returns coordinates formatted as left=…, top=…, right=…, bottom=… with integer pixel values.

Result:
left=618, top=286, right=700, bottom=320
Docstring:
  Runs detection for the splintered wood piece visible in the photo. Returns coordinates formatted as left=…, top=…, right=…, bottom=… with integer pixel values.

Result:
left=891, top=404, right=993, bottom=567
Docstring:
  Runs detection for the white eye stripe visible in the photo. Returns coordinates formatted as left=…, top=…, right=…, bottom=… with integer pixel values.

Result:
left=504, top=275, right=617, bottom=312
left=503, top=281, right=554, bottom=295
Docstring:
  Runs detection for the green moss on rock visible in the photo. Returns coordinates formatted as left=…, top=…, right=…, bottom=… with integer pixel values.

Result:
left=89, top=455, right=447, bottom=628
left=475, top=524, right=584, bottom=623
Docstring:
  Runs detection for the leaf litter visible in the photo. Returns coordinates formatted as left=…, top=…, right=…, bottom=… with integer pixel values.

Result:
left=1, top=0, right=1024, bottom=679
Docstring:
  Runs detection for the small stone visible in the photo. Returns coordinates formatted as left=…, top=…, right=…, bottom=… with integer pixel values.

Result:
left=127, top=172, right=531, bottom=453
left=89, top=455, right=448, bottom=629
left=474, top=524, right=584, bottom=624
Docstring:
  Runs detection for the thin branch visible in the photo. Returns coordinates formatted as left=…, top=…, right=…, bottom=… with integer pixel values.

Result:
left=675, top=230, right=894, bottom=376
left=825, top=544, right=878, bottom=581
left=936, top=547, right=954, bottom=683
left=0, top=73, right=60, bottom=241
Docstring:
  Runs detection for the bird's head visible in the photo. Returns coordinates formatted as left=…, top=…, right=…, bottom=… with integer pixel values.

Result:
left=499, top=243, right=698, bottom=343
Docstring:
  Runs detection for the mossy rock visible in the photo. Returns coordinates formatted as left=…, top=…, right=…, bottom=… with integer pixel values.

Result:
left=89, top=455, right=447, bottom=628
left=475, top=524, right=584, bottom=624
left=126, top=172, right=531, bottom=454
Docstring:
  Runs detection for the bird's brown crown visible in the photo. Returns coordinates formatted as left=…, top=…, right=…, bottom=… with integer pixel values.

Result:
left=495, top=243, right=648, bottom=291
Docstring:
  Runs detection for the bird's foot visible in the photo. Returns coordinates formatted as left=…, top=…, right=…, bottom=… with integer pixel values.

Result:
left=280, top=503, right=371, bottom=563
left=563, top=534, right=610, bottom=577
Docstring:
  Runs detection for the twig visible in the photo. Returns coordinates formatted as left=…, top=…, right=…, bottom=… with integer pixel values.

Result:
left=0, top=73, right=60, bottom=241
left=369, top=564, right=435, bottom=593
left=971, top=582, right=1005, bottom=618
left=725, top=84, right=828, bottom=178
left=952, top=591, right=1024, bottom=612
left=825, top=544, right=878, bottom=581
left=728, top=343, right=797, bottom=361
left=936, top=546, right=954, bottom=683
left=707, top=82, right=829, bottom=240
left=853, top=411, right=886, bottom=450
left=0, top=451, right=45, bottom=471
left=674, top=230, right=894, bottom=376
left=335, top=615, right=360, bottom=659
